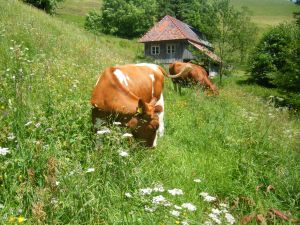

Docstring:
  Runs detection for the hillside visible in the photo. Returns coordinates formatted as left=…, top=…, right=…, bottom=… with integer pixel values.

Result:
left=0, top=1, right=299, bottom=224
left=56, top=0, right=102, bottom=27
left=231, top=0, right=299, bottom=29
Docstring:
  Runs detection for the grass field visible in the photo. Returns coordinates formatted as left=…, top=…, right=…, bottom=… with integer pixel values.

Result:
left=231, top=0, right=299, bottom=28
left=0, top=0, right=300, bottom=224
left=56, top=0, right=101, bottom=27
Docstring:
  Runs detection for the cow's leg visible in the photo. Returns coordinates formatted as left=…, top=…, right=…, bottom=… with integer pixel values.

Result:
left=156, top=94, right=164, bottom=137
left=173, top=82, right=178, bottom=92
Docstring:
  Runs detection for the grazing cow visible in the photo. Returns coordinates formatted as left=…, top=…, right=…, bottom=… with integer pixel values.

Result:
left=91, top=63, right=191, bottom=147
left=169, top=62, right=219, bottom=95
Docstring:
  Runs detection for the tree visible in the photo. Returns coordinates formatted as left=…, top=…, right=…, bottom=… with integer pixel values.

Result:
left=248, top=23, right=300, bottom=92
left=99, top=0, right=158, bottom=38
left=22, top=0, right=64, bottom=14
left=211, top=0, right=257, bottom=81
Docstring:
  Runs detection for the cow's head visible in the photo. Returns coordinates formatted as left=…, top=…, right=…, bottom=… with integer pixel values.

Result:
left=127, top=97, right=163, bottom=147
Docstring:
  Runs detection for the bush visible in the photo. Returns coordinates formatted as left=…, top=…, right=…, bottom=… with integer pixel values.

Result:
left=248, top=23, right=300, bottom=91
left=23, top=0, right=63, bottom=14
left=86, top=0, right=158, bottom=39
left=84, top=10, right=102, bottom=33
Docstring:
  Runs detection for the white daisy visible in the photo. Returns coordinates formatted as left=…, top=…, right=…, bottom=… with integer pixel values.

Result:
left=144, top=205, right=156, bottom=212
left=225, top=213, right=235, bottom=224
left=25, top=121, right=33, bottom=126
left=113, top=122, right=121, bottom=125
left=168, top=188, right=183, bottom=196
left=0, top=147, right=9, bottom=156
left=193, top=178, right=202, bottom=183
left=139, top=188, right=153, bottom=195
left=211, top=208, right=221, bottom=215
left=170, top=210, right=180, bottom=217
left=7, top=133, right=15, bottom=140
left=86, top=168, right=95, bottom=173
left=119, top=151, right=129, bottom=157
left=174, top=205, right=182, bottom=210
left=152, top=195, right=166, bottom=204
left=125, top=192, right=132, bottom=198
left=122, top=133, right=133, bottom=138
left=209, top=213, right=221, bottom=224
left=97, top=128, right=111, bottom=135
left=153, top=184, right=164, bottom=192
left=181, top=203, right=197, bottom=211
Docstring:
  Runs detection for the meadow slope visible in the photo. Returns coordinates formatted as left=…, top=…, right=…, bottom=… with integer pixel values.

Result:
left=0, top=1, right=299, bottom=224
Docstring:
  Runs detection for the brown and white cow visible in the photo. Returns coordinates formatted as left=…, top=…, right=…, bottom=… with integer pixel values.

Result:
left=169, top=62, right=219, bottom=95
left=91, top=63, right=191, bottom=147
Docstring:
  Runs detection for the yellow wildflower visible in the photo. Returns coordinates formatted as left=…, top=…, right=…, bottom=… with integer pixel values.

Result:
left=17, top=216, right=25, bottom=223
left=175, top=221, right=180, bottom=224
left=8, top=216, right=15, bottom=223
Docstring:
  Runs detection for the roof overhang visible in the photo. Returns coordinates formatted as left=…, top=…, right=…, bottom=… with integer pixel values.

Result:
left=188, top=41, right=221, bottom=63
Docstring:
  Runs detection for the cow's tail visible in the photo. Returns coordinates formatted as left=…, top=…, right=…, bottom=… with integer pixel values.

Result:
left=159, top=64, right=192, bottom=78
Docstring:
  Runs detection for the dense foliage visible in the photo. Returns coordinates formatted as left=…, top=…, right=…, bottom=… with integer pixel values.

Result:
left=96, top=0, right=158, bottom=38
left=248, top=23, right=300, bottom=92
left=22, top=0, right=63, bottom=14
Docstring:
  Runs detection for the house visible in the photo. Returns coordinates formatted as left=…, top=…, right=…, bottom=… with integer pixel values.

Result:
left=138, top=15, right=221, bottom=75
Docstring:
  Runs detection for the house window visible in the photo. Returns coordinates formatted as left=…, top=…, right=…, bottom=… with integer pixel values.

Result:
left=167, top=44, right=175, bottom=54
left=151, top=45, right=160, bottom=55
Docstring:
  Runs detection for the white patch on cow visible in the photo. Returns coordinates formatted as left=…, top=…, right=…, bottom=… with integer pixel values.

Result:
left=136, top=63, right=159, bottom=72
left=149, top=74, right=155, bottom=95
left=156, top=94, right=164, bottom=137
left=114, top=69, right=128, bottom=86
left=152, top=133, right=158, bottom=147
left=95, top=77, right=101, bottom=86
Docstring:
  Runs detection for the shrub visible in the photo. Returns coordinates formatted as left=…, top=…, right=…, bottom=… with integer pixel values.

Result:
left=86, top=0, right=158, bottom=39
left=84, top=10, right=102, bottom=33
left=248, top=23, right=300, bottom=91
left=22, top=0, right=63, bottom=14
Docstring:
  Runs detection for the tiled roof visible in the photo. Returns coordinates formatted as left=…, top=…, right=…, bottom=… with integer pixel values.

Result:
left=188, top=41, right=221, bottom=63
left=139, top=15, right=211, bottom=47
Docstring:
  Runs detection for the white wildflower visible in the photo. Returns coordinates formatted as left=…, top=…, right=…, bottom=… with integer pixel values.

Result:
left=152, top=195, right=166, bottom=204
left=7, top=133, right=15, bottom=140
left=211, top=208, right=221, bottom=215
left=119, top=151, right=129, bottom=157
left=25, top=121, right=33, bottom=126
left=113, top=122, right=121, bottom=125
left=170, top=210, right=180, bottom=217
left=174, top=205, right=182, bottom=210
left=139, top=188, right=153, bottom=195
left=208, top=213, right=221, bottom=224
left=0, top=147, right=9, bottom=156
left=199, top=192, right=216, bottom=202
left=35, top=123, right=41, bottom=128
left=125, top=193, right=132, bottom=198
left=204, top=221, right=213, bottom=225
left=97, top=128, right=111, bottom=135
left=86, top=168, right=95, bottom=173
left=168, top=188, right=183, bottom=196
left=51, top=198, right=58, bottom=204
left=225, top=213, right=235, bottom=224
left=181, top=203, right=197, bottom=211
left=144, top=205, right=156, bottom=212
left=193, top=178, right=202, bottom=183
left=55, top=181, right=60, bottom=186
left=182, top=221, right=189, bottom=225
left=219, top=203, right=228, bottom=208
left=122, top=133, right=133, bottom=138
left=153, top=184, right=164, bottom=192
left=0, top=204, right=4, bottom=209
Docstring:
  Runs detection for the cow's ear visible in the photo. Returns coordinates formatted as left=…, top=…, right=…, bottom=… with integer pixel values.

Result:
left=137, top=99, right=147, bottom=115
left=154, top=105, right=163, bottom=113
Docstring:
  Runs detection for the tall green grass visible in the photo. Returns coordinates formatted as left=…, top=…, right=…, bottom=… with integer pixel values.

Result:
left=0, top=1, right=299, bottom=224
